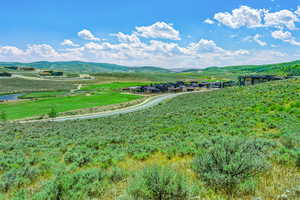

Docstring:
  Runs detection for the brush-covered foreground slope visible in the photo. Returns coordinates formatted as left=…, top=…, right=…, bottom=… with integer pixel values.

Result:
left=0, top=79, right=300, bottom=199
left=0, top=61, right=171, bottom=73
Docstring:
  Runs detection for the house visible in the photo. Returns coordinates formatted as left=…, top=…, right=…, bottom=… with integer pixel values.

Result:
left=238, top=75, right=283, bottom=86
left=4, top=66, right=19, bottom=70
left=123, top=86, right=143, bottom=93
left=186, top=87, right=197, bottom=92
left=199, top=82, right=212, bottom=88
left=0, top=72, right=12, bottom=77
left=144, top=87, right=161, bottom=93
left=168, top=86, right=186, bottom=93
left=20, top=67, right=35, bottom=71
left=39, top=70, right=53, bottom=76
left=51, top=71, right=64, bottom=76
left=222, top=81, right=236, bottom=87
left=39, top=70, right=63, bottom=76
left=122, top=80, right=237, bottom=94
left=80, top=74, right=91, bottom=79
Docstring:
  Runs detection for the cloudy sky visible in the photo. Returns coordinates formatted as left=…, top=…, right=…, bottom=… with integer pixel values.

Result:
left=1, top=0, right=300, bottom=69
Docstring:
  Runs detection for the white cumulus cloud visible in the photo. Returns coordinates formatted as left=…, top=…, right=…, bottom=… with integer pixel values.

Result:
left=135, top=22, right=181, bottom=40
left=295, top=6, right=300, bottom=16
left=186, top=39, right=225, bottom=54
left=61, top=39, right=79, bottom=47
left=78, top=29, right=100, bottom=41
left=204, top=18, right=215, bottom=24
left=264, top=9, right=299, bottom=30
left=272, top=30, right=300, bottom=46
left=112, top=32, right=142, bottom=45
left=213, top=6, right=300, bottom=30
left=245, top=34, right=267, bottom=46
left=214, top=6, right=264, bottom=29
left=1, top=20, right=298, bottom=68
left=26, top=44, right=60, bottom=58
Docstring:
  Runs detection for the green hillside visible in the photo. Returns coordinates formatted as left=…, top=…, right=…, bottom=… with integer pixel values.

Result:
left=2, top=60, right=300, bottom=76
left=201, top=60, right=300, bottom=76
left=1, top=78, right=299, bottom=199
left=0, top=61, right=171, bottom=73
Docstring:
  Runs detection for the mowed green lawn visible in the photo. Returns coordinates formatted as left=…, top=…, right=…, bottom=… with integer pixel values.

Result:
left=0, top=92, right=142, bottom=120
left=19, top=91, right=67, bottom=99
left=81, top=82, right=149, bottom=91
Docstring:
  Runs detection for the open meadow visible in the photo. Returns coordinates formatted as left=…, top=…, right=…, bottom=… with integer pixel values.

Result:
left=0, top=79, right=299, bottom=199
left=0, top=71, right=225, bottom=120
left=0, top=81, right=146, bottom=120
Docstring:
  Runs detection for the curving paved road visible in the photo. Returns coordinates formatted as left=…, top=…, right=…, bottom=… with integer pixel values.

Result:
left=19, top=90, right=213, bottom=123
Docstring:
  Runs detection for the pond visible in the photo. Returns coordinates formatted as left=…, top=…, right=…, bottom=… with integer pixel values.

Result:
left=0, top=94, right=23, bottom=101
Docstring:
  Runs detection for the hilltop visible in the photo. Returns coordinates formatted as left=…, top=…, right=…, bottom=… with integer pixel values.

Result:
left=200, top=60, right=300, bottom=76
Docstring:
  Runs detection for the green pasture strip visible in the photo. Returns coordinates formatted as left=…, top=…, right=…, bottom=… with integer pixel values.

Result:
left=0, top=92, right=142, bottom=120
left=19, top=91, right=67, bottom=99
left=81, top=82, right=150, bottom=91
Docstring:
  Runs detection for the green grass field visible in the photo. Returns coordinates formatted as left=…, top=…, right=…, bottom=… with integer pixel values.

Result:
left=0, top=82, right=148, bottom=120
left=19, top=91, right=67, bottom=99
left=0, top=92, right=141, bottom=120
left=81, top=82, right=148, bottom=91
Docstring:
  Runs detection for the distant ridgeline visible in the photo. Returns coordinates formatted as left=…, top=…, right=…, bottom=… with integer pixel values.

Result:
left=0, top=61, right=171, bottom=73
left=1, top=60, right=300, bottom=76
left=201, top=60, right=300, bottom=76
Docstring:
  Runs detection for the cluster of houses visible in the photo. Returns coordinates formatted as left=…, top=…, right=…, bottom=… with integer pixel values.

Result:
left=238, top=75, right=292, bottom=86
left=0, top=66, right=36, bottom=77
left=39, top=70, right=64, bottom=76
left=123, top=75, right=297, bottom=94
left=122, top=81, right=236, bottom=93
left=0, top=66, right=64, bottom=77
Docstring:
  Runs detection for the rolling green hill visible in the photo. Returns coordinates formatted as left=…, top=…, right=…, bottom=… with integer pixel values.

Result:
left=2, top=60, right=300, bottom=76
left=201, top=60, right=300, bottom=76
left=0, top=61, right=171, bottom=73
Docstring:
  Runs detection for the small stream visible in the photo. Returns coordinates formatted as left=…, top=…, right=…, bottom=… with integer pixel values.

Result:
left=0, top=94, right=23, bottom=101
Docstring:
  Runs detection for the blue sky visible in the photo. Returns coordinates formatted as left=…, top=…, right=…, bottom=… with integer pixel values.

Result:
left=1, top=0, right=300, bottom=68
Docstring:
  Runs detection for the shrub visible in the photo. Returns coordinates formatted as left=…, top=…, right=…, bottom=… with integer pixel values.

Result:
left=107, top=167, right=128, bottom=183
left=279, top=132, right=300, bottom=166
left=236, top=178, right=257, bottom=195
left=33, top=169, right=108, bottom=200
left=64, top=146, right=93, bottom=167
left=0, top=166, right=40, bottom=192
left=0, top=111, right=7, bottom=121
left=123, top=165, right=197, bottom=200
left=192, top=137, right=270, bottom=193
left=280, top=132, right=300, bottom=149
left=48, top=108, right=58, bottom=118
left=296, top=154, right=300, bottom=168
left=11, top=189, right=29, bottom=200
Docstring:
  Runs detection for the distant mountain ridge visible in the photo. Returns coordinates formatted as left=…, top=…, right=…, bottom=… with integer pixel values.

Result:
left=201, top=60, right=300, bottom=76
left=0, top=61, right=171, bottom=73
left=0, top=60, right=300, bottom=75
